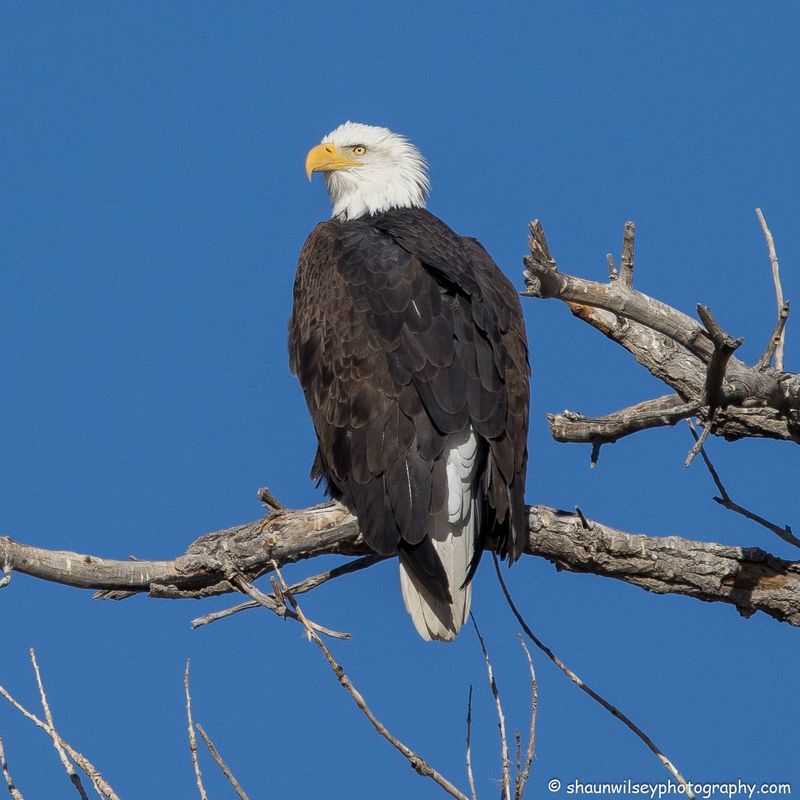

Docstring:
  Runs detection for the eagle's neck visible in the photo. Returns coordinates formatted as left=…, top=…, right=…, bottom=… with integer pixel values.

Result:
left=325, top=166, right=428, bottom=221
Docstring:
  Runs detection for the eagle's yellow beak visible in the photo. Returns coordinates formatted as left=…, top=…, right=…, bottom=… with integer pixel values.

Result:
left=305, top=142, right=360, bottom=181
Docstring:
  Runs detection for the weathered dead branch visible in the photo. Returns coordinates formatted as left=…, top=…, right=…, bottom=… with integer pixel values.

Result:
left=1, top=501, right=798, bottom=627
left=0, top=737, right=24, bottom=800
left=184, top=661, right=208, bottom=800
left=0, top=662, right=120, bottom=800
left=195, top=724, right=252, bottom=800
left=755, top=208, right=787, bottom=371
left=525, top=218, right=800, bottom=447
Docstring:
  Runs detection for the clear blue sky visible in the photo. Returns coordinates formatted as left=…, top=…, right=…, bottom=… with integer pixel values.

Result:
left=2, top=2, right=799, bottom=797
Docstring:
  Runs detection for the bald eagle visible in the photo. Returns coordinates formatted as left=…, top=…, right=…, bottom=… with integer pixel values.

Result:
left=290, top=122, right=529, bottom=641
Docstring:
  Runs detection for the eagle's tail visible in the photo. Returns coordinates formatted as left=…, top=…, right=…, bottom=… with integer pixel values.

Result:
left=399, top=431, right=479, bottom=642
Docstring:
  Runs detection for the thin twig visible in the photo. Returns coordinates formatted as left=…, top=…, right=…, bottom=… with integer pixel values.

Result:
left=515, top=636, right=537, bottom=800
left=191, top=555, right=383, bottom=629
left=756, top=208, right=786, bottom=371
left=687, top=421, right=800, bottom=549
left=29, top=650, right=89, bottom=800
left=0, top=564, right=11, bottom=590
left=684, top=419, right=712, bottom=468
left=228, top=571, right=351, bottom=639
left=465, top=686, right=477, bottom=800
left=0, top=684, right=118, bottom=800
left=0, top=737, right=24, bottom=800
left=268, top=561, right=468, bottom=800
left=492, top=555, right=696, bottom=800
left=196, top=724, right=252, bottom=800
left=471, top=614, right=510, bottom=800
left=184, top=660, right=208, bottom=800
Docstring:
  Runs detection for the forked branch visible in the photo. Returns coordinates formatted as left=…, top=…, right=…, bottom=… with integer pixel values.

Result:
left=524, top=216, right=800, bottom=447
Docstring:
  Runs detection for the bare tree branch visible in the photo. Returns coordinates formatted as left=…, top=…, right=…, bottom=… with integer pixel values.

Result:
left=191, top=554, right=383, bottom=629
left=256, top=486, right=287, bottom=513
left=0, top=678, right=119, bottom=799
left=1, top=501, right=798, bottom=627
left=29, top=650, right=89, bottom=800
left=0, top=737, right=24, bottom=800
left=548, top=395, right=700, bottom=451
left=228, top=568, right=351, bottom=640
left=195, top=724, right=252, bottom=800
left=523, top=219, right=800, bottom=445
left=184, top=660, right=208, bottom=800
left=758, top=302, right=790, bottom=373
left=688, top=421, right=799, bottom=549
left=619, top=221, right=635, bottom=288
left=515, top=636, right=537, bottom=800
left=492, top=555, right=696, bottom=800
left=756, top=208, right=787, bottom=371
left=471, top=615, right=510, bottom=800
left=465, top=686, right=477, bottom=800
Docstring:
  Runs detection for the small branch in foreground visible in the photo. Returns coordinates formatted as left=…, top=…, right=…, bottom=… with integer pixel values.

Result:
left=184, top=661, right=208, bottom=800
left=465, top=687, right=477, bottom=800
left=492, top=555, right=696, bottom=800
left=29, top=650, right=89, bottom=800
left=471, top=614, right=511, bottom=800
left=756, top=208, right=787, bottom=371
left=227, top=569, right=351, bottom=640
left=0, top=737, right=24, bottom=800
left=688, top=421, right=800, bottom=549
left=684, top=419, right=713, bottom=468
left=196, top=724, right=252, bottom=800
left=267, top=561, right=468, bottom=800
left=515, top=636, right=537, bottom=800
left=0, top=668, right=119, bottom=799
left=191, top=555, right=384, bottom=629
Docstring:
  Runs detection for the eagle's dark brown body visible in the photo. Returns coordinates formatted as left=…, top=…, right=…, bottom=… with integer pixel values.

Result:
left=289, top=207, right=529, bottom=616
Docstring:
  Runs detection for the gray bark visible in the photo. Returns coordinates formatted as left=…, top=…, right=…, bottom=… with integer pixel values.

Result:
left=2, top=501, right=797, bottom=627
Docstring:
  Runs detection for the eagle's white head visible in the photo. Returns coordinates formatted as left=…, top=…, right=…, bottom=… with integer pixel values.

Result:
left=305, top=122, right=430, bottom=221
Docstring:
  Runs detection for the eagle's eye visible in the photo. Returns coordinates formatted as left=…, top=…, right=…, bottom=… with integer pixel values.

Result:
left=352, top=145, right=367, bottom=156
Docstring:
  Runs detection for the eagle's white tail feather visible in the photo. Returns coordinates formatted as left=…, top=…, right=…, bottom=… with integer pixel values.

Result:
left=399, top=430, right=478, bottom=642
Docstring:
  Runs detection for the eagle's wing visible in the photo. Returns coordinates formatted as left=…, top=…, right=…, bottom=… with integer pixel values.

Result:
left=289, top=212, right=529, bottom=604
left=373, top=210, right=530, bottom=565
